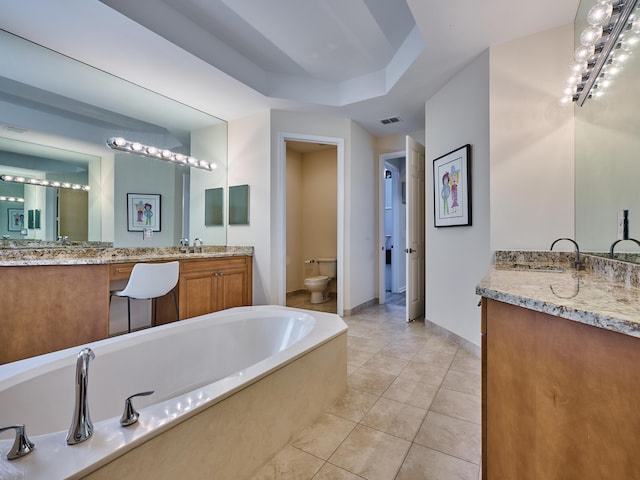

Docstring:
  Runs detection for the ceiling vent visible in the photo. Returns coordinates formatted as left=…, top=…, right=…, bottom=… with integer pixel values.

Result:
left=380, top=116, right=402, bottom=125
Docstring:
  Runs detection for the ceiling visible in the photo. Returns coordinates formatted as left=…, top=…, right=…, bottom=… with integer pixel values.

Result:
left=0, top=0, right=579, bottom=137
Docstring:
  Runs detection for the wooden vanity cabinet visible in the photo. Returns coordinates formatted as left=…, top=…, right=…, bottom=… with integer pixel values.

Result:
left=0, top=264, right=109, bottom=364
left=482, top=298, right=640, bottom=480
left=179, top=256, right=252, bottom=319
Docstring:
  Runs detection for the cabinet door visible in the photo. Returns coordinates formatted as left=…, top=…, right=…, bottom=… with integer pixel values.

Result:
left=216, top=266, right=250, bottom=310
left=180, top=272, right=215, bottom=319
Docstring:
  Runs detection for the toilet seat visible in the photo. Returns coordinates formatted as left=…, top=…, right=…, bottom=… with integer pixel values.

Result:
left=304, top=275, right=329, bottom=285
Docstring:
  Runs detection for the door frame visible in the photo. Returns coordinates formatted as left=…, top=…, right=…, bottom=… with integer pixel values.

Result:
left=277, top=132, right=345, bottom=316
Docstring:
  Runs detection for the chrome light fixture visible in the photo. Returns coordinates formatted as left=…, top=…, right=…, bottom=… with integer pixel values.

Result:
left=106, top=137, right=217, bottom=171
left=0, top=196, right=24, bottom=203
left=561, top=0, right=639, bottom=106
left=0, top=174, right=90, bottom=191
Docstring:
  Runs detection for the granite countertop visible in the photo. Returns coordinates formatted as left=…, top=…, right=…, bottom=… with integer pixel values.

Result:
left=477, top=252, right=640, bottom=339
left=0, top=245, right=254, bottom=266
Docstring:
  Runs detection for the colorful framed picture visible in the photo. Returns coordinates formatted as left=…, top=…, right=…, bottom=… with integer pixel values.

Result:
left=127, top=193, right=161, bottom=232
left=433, top=144, right=471, bottom=227
left=8, top=208, right=24, bottom=231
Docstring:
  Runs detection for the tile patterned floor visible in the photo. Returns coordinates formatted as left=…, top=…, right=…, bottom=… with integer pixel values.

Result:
left=252, top=297, right=481, bottom=480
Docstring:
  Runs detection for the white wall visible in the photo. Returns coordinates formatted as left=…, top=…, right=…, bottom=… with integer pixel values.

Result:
left=113, top=154, right=181, bottom=247
left=424, top=24, right=575, bottom=347
left=190, top=123, right=228, bottom=245
left=490, top=24, right=575, bottom=250
left=233, top=110, right=376, bottom=312
left=425, top=50, right=491, bottom=347
left=227, top=110, right=272, bottom=305
left=346, top=121, right=376, bottom=310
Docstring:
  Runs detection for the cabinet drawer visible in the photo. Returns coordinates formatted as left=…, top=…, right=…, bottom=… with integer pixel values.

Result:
left=110, top=263, right=136, bottom=280
left=180, top=256, right=248, bottom=273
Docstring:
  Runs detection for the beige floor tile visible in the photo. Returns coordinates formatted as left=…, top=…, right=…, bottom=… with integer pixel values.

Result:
left=450, top=350, right=481, bottom=375
left=347, top=348, right=377, bottom=370
left=348, top=367, right=397, bottom=396
left=362, top=353, right=409, bottom=376
left=396, top=444, right=479, bottom=480
left=430, top=388, right=481, bottom=424
left=398, top=361, right=448, bottom=387
left=326, top=388, right=379, bottom=422
left=348, top=336, right=389, bottom=354
left=423, top=336, right=460, bottom=355
left=361, top=397, right=427, bottom=442
left=411, top=349, right=456, bottom=370
left=414, top=411, right=481, bottom=464
left=382, top=377, right=439, bottom=409
left=312, top=463, right=363, bottom=480
left=251, top=445, right=324, bottom=480
left=292, top=413, right=357, bottom=460
left=441, top=369, right=481, bottom=397
left=378, top=342, right=422, bottom=361
left=328, top=425, right=411, bottom=480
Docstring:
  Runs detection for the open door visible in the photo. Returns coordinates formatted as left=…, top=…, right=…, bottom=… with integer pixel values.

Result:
left=405, top=136, right=425, bottom=322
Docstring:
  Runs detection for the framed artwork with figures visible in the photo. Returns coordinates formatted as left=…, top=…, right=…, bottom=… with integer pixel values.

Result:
left=433, top=144, right=471, bottom=227
left=127, top=193, right=161, bottom=232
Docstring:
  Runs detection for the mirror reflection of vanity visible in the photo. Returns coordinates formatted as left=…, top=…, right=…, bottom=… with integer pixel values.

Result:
left=574, top=0, right=640, bottom=262
left=0, top=28, right=228, bottom=247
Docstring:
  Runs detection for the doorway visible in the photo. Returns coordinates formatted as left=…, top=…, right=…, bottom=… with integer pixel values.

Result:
left=383, top=157, right=407, bottom=301
left=378, top=136, right=425, bottom=322
left=277, top=133, right=345, bottom=316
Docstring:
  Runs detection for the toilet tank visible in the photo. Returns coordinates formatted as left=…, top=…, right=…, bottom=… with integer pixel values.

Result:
left=317, top=258, right=337, bottom=278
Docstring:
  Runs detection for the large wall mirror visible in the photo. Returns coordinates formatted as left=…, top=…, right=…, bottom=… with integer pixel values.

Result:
left=574, top=0, right=640, bottom=262
left=0, top=29, right=227, bottom=247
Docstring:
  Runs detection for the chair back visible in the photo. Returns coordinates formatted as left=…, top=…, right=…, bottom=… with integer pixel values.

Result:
left=118, top=261, right=180, bottom=299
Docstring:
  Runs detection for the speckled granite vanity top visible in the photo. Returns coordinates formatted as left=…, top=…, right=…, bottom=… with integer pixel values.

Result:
left=0, top=245, right=253, bottom=266
left=477, top=251, right=640, bottom=338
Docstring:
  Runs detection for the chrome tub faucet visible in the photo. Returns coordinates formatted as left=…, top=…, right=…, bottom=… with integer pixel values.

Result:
left=66, top=347, right=95, bottom=445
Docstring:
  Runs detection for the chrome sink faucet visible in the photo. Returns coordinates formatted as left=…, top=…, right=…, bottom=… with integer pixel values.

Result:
left=610, top=238, right=640, bottom=257
left=550, top=237, right=582, bottom=270
left=180, top=237, right=190, bottom=253
left=66, top=347, right=95, bottom=445
left=193, top=237, right=203, bottom=253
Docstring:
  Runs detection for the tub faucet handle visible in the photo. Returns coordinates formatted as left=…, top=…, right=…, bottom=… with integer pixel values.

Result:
left=0, top=425, right=35, bottom=460
left=120, top=391, right=154, bottom=427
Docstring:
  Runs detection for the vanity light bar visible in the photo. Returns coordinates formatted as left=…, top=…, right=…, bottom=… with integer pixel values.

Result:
left=0, top=174, right=90, bottom=191
left=106, top=137, right=217, bottom=171
left=0, top=196, right=24, bottom=203
left=561, top=0, right=639, bottom=106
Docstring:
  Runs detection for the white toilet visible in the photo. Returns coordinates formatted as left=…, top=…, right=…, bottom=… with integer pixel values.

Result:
left=304, top=258, right=337, bottom=304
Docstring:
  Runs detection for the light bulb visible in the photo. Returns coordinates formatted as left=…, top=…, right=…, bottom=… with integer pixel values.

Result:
left=621, top=33, right=640, bottom=51
left=575, top=44, right=595, bottom=62
left=131, top=142, right=143, bottom=151
left=588, top=2, right=613, bottom=25
left=581, top=25, right=603, bottom=46
left=569, top=60, right=588, bottom=74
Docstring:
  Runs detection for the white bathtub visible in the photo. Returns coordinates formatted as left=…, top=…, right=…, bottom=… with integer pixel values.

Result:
left=0, top=306, right=348, bottom=480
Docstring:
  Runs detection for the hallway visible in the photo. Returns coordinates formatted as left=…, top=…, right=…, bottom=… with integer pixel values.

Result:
left=252, top=300, right=481, bottom=479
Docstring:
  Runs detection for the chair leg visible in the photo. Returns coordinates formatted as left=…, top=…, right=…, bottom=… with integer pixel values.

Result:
left=127, top=297, right=132, bottom=334
left=172, top=290, right=179, bottom=321
left=152, top=297, right=157, bottom=327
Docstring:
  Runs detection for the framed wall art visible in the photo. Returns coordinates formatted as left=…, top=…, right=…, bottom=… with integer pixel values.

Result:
left=433, top=144, right=471, bottom=227
left=8, top=208, right=24, bottom=231
left=127, top=193, right=161, bottom=232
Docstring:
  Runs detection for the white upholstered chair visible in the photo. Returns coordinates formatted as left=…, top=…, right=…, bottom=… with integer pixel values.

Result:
left=110, top=261, right=180, bottom=333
